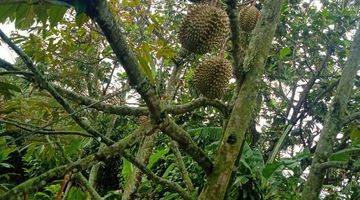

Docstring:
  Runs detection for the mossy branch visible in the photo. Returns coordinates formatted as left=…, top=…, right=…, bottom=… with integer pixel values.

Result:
left=199, top=0, right=284, bottom=199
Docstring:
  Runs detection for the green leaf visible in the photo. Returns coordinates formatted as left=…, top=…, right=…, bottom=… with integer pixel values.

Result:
left=0, top=4, right=18, bottom=22
left=234, top=176, right=249, bottom=186
left=0, top=82, right=21, bottom=99
left=66, top=186, right=86, bottom=200
left=329, top=147, right=360, bottom=162
left=279, top=47, right=292, bottom=59
left=14, top=4, right=28, bottom=29
left=0, top=162, right=13, bottom=169
left=137, top=53, right=156, bottom=85
left=188, top=127, right=222, bottom=142
left=262, top=162, right=282, bottom=179
left=64, top=138, right=83, bottom=156
left=349, top=124, right=360, bottom=144
left=47, top=5, right=67, bottom=27
left=162, top=163, right=175, bottom=178
left=34, top=191, right=52, bottom=199
left=75, top=13, right=89, bottom=27
left=122, top=158, right=133, bottom=182
left=23, top=143, right=38, bottom=162
left=147, top=147, right=169, bottom=169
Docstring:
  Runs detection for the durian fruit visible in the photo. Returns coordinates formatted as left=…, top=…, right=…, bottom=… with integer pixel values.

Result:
left=179, top=4, right=229, bottom=54
left=238, top=5, right=261, bottom=32
left=193, top=56, right=232, bottom=99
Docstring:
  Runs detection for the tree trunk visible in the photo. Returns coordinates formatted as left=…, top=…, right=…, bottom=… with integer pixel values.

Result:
left=198, top=0, right=283, bottom=199
left=301, top=24, right=360, bottom=199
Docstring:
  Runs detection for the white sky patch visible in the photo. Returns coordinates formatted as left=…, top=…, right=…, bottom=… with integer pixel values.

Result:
left=0, top=23, right=17, bottom=63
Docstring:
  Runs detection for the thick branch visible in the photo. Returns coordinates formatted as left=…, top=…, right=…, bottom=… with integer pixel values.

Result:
left=226, top=0, right=244, bottom=91
left=82, top=0, right=162, bottom=122
left=55, top=86, right=148, bottom=116
left=160, top=118, right=213, bottom=174
left=199, top=0, right=283, bottom=199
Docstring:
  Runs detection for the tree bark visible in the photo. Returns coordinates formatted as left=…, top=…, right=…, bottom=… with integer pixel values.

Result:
left=122, top=133, right=156, bottom=200
left=301, top=24, right=360, bottom=200
left=198, top=0, right=283, bottom=199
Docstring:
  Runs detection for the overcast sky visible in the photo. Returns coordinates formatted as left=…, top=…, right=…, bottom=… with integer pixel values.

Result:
left=0, top=23, right=17, bottom=63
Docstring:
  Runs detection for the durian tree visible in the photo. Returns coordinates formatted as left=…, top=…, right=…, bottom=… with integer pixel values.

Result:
left=0, top=0, right=359, bottom=200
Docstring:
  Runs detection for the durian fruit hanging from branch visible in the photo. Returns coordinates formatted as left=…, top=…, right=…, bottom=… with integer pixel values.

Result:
left=193, top=56, right=232, bottom=99
left=238, top=5, right=261, bottom=32
left=178, top=3, right=230, bottom=54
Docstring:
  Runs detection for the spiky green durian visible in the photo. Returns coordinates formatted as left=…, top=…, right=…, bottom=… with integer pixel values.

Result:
left=179, top=4, right=229, bottom=54
left=193, top=56, right=232, bottom=99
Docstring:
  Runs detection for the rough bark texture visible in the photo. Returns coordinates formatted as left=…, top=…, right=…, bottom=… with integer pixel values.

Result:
left=122, top=134, right=156, bottom=200
left=170, top=141, right=196, bottom=196
left=198, top=0, right=283, bottom=199
left=83, top=0, right=162, bottom=123
left=301, top=24, right=360, bottom=200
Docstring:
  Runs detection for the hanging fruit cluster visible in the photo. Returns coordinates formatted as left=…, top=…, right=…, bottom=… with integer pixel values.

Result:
left=179, top=1, right=261, bottom=100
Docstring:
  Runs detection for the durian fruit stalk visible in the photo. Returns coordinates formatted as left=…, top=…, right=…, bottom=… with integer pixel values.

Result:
left=193, top=56, right=232, bottom=99
left=238, top=5, right=261, bottom=32
left=178, top=4, right=229, bottom=54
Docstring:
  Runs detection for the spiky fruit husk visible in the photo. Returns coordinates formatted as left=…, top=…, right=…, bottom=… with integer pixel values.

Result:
left=179, top=4, right=229, bottom=54
left=193, top=56, right=232, bottom=99
left=239, top=5, right=261, bottom=32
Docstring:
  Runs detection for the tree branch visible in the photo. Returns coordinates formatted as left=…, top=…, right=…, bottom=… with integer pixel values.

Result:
left=164, top=97, right=230, bottom=117
left=342, top=111, right=360, bottom=125
left=80, top=0, right=162, bottom=123
left=226, top=0, right=244, bottom=91
left=199, top=0, right=284, bottom=198
left=159, top=117, right=213, bottom=174
left=0, top=71, right=33, bottom=77
left=0, top=122, right=154, bottom=200
left=170, top=141, right=196, bottom=197
left=0, top=119, right=93, bottom=138
left=302, top=23, right=360, bottom=200
left=122, top=151, right=193, bottom=200
left=0, top=29, right=113, bottom=145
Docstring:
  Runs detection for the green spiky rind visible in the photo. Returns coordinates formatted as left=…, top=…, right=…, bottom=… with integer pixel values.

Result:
left=239, top=5, right=261, bottom=32
left=179, top=4, right=230, bottom=54
left=194, top=56, right=232, bottom=99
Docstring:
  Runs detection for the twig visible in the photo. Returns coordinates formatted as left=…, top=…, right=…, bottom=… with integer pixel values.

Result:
left=122, top=151, right=193, bottom=200
left=0, top=119, right=93, bottom=138
left=170, top=141, right=196, bottom=197
left=0, top=29, right=113, bottom=145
